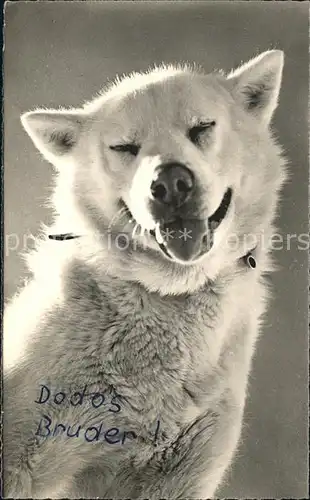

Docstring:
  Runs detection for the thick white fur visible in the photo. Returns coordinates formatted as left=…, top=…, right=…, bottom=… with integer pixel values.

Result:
left=4, top=51, right=287, bottom=499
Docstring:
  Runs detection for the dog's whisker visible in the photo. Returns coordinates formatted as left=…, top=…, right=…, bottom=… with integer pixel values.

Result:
left=131, top=223, right=141, bottom=239
left=108, top=207, right=128, bottom=231
left=139, top=226, right=148, bottom=239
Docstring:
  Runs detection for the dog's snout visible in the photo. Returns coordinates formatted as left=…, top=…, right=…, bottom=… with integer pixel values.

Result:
left=151, top=162, right=195, bottom=207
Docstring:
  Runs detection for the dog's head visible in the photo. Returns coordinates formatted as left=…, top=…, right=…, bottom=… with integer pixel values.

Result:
left=21, top=50, right=286, bottom=294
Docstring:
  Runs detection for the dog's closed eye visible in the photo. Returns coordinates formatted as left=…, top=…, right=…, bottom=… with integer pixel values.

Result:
left=188, top=121, right=216, bottom=146
left=109, top=143, right=141, bottom=156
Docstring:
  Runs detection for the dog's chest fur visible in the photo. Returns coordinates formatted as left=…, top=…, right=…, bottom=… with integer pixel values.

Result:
left=24, top=257, right=255, bottom=449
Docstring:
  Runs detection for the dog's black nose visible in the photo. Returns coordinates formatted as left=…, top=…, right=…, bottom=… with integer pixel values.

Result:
left=151, top=162, right=195, bottom=207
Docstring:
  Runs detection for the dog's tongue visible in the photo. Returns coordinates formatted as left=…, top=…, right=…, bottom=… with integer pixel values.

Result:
left=160, top=218, right=206, bottom=261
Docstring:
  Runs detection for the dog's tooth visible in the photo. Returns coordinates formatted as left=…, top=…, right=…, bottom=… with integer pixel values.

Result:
left=155, top=223, right=164, bottom=245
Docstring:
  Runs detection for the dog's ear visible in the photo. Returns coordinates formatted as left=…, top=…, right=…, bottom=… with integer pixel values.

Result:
left=21, top=109, right=86, bottom=165
left=227, top=50, right=284, bottom=125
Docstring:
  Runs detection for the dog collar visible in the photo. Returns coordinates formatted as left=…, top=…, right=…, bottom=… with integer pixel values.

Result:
left=48, top=233, right=257, bottom=269
left=48, top=233, right=82, bottom=241
left=242, top=250, right=257, bottom=269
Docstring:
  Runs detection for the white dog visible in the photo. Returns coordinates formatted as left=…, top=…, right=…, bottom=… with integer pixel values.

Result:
left=4, top=50, right=286, bottom=499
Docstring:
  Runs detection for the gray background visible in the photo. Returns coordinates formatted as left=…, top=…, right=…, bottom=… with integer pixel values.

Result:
left=4, top=1, right=308, bottom=497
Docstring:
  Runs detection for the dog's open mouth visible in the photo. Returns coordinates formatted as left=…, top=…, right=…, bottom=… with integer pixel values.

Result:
left=119, top=188, right=232, bottom=263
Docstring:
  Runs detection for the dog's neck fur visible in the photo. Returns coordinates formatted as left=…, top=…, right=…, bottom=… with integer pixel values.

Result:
left=42, top=208, right=269, bottom=297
